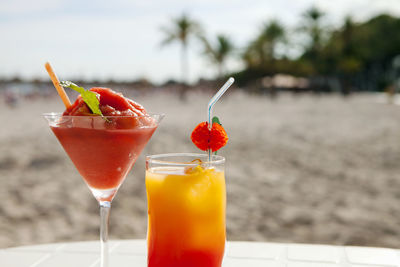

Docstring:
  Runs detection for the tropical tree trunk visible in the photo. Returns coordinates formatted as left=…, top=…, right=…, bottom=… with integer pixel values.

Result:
left=217, top=63, right=223, bottom=81
left=179, top=42, right=188, bottom=101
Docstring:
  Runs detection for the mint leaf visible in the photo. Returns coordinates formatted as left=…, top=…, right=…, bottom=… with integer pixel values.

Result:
left=212, top=116, right=221, bottom=125
left=60, top=81, right=103, bottom=117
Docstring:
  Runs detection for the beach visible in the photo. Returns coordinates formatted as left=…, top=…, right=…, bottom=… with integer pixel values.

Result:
left=1, top=90, right=400, bottom=248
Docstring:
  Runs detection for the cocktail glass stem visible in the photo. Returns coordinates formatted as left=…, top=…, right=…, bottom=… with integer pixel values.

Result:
left=100, top=201, right=111, bottom=267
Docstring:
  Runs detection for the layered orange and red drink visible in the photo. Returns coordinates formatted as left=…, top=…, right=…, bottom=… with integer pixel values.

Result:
left=146, top=157, right=226, bottom=267
left=146, top=120, right=229, bottom=267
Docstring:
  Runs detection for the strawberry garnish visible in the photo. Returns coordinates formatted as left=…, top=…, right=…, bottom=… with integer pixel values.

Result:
left=191, top=122, right=210, bottom=151
left=191, top=118, right=228, bottom=152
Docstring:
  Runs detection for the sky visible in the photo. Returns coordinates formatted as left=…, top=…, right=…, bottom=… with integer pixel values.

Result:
left=1, top=0, right=400, bottom=84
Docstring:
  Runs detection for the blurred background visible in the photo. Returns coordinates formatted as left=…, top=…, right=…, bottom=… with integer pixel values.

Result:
left=2, top=0, right=400, bottom=249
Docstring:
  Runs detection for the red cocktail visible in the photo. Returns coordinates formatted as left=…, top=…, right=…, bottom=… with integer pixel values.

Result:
left=44, top=85, right=163, bottom=267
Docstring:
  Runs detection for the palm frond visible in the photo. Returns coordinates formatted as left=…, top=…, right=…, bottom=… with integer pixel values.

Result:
left=201, top=34, right=234, bottom=65
left=159, top=26, right=178, bottom=47
left=159, top=13, right=202, bottom=47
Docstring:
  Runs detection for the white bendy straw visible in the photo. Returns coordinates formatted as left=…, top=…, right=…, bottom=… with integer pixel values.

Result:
left=207, top=77, right=235, bottom=160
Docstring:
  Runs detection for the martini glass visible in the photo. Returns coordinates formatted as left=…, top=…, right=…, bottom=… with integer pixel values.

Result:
left=44, top=113, right=163, bottom=267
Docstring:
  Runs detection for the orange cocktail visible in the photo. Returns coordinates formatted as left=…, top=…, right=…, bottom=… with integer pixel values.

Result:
left=146, top=153, right=226, bottom=267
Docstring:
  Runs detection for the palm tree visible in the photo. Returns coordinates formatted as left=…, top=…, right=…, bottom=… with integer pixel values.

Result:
left=243, top=19, right=286, bottom=71
left=160, top=13, right=201, bottom=85
left=260, top=20, right=286, bottom=59
left=201, top=34, right=235, bottom=79
left=297, top=5, right=329, bottom=91
left=341, top=16, right=356, bottom=57
left=337, top=16, right=360, bottom=95
left=301, top=6, right=325, bottom=62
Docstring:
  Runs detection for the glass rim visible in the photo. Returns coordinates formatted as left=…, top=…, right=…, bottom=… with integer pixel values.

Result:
left=42, top=112, right=165, bottom=119
left=146, top=153, right=225, bottom=166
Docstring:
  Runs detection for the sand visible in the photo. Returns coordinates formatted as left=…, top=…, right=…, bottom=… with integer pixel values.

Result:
left=1, top=90, right=400, bottom=249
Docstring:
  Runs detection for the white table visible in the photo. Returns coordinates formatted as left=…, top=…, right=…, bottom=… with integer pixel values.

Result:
left=1, top=239, right=400, bottom=267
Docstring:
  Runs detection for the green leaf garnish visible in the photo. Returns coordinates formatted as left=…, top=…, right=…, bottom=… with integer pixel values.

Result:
left=60, top=81, right=103, bottom=117
left=212, top=117, right=221, bottom=154
left=212, top=116, right=221, bottom=125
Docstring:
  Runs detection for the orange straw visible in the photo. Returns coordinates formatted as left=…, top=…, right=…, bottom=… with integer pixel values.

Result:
left=44, top=62, right=71, bottom=109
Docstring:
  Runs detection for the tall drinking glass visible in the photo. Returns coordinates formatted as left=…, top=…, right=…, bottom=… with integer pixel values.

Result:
left=44, top=113, right=163, bottom=267
left=145, top=153, right=226, bottom=267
